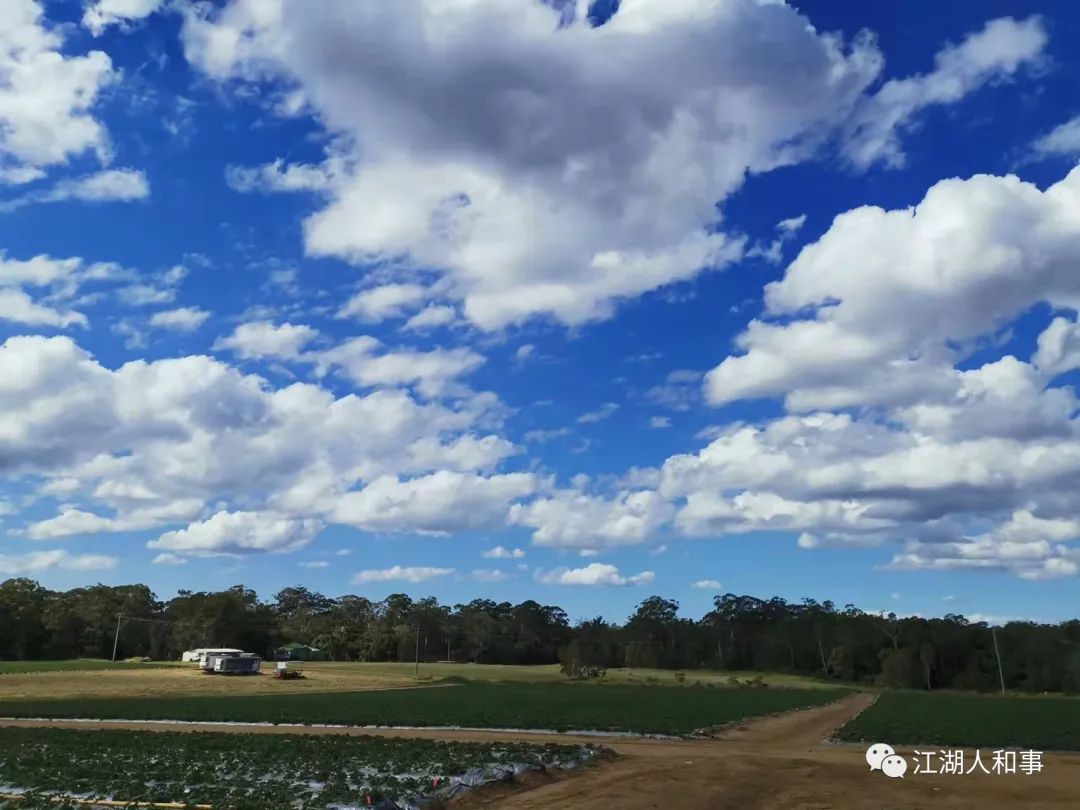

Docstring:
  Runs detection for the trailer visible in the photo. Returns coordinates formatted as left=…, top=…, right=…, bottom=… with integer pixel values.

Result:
left=182, top=647, right=243, bottom=664
left=201, top=652, right=262, bottom=675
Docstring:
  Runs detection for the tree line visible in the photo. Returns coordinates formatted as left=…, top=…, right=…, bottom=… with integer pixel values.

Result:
left=2, top=577, right=1079, bottom=692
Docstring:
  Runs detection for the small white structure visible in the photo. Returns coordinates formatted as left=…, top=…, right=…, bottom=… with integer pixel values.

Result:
left=181, top=647, right=243, bottom=664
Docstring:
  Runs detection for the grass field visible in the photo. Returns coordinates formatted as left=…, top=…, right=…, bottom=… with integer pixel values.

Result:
left=0, top=660, right=181, bottom=675
left=0, top=726, right=599, bottom=808
left=305, top=662, right=837, bottom=689
left=836, top=691, right=1080, bottom=750
left=0, top=665, right=419, bottom=701
left=0, top=682, right=847, bottom=735
left=0, top=661, right=835, bottom=702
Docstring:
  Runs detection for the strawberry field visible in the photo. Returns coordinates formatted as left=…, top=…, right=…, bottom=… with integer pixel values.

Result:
left=0, top=727, right=601, bottom=809
left=836, top=691, right=1080, bottom=750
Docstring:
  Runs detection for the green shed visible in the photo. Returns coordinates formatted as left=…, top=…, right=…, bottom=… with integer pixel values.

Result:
left=275, top=642, right=327, bottom=661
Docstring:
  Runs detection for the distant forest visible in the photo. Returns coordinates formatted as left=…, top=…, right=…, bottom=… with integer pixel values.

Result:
left=2, top=577, right=1079, bottom=693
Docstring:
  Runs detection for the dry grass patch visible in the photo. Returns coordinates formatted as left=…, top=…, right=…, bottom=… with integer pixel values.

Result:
left=0, top=666, right=418, bottom=702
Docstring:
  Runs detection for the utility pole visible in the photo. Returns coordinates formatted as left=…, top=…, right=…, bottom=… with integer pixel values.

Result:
left=414, top=624, right=420, bottom=677
left=111, top=613, right=123, bottom=662
left=991, top=627, right=1006, bottom=695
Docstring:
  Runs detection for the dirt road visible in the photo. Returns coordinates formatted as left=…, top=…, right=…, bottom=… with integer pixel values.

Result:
left=3, top=695, right=1079, bottom=809
left=478, top=693, right=1080, bottom=810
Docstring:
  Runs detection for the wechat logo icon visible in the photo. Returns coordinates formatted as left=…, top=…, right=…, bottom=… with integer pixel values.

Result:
left=866, top=743, right=907, bottom=778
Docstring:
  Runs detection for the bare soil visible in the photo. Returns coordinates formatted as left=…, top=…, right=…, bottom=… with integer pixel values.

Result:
left=2, top=693, right=1078, bottom=808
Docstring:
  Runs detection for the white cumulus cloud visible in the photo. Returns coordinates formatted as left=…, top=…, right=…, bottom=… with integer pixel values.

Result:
left=536, top=563, right=655, bottom=587
left=149, top=307, right=210, bottom=332
left=148, top=511, right=324, bottom=557
left=0, top=549, right=117, bottom=575
left=352, top=566, right=455, bottom=584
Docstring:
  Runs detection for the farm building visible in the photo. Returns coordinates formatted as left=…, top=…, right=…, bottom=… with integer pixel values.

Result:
left=201, top=652, right=262, bottom=675
left=181, top=647, right=243, bottom=664
left=274, top=642, right=327, bottom=661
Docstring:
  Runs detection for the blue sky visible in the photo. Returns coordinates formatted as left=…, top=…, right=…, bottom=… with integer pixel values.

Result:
left=3, top=0, right=1080, bottom=625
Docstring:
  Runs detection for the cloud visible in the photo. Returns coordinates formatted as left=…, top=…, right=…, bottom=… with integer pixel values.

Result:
left=0, top=166, right=45, bottom=186
left=843, top=16, right=1047, bottom=169
left=404, top=435, right=519, bottom=474
left=151, top=552, right=187, bottom=566
left=353, top=565, right=455, bottom=584
left=2, top=334, right=512, bottom=544
left=149, top=307, right=210, bottom=332
left=0, top=289, right=86, bottom=328
left=1030, top=114, right=1080, bottom=161
left=645, top=370, right=701, bottom=412
left=0, top=254, right=110, bottom=289
left=510, top=488, right=674, bottom=549
left=885, top=510, right=1080, bottom=581
left=0, top=252, right=122, bottom=328
left=27, top=502, right=203, bottom=539
left=213, top=321, right=319, bottom=360
left=148, top=511, right=324, bottom=557
left=211, top=324, right=486, bottom=399
left=403, top=305, right=457, bottom=331
left=0, top=549, right=117, bottom=575
left=299, top=560, right=330, bottom=569
left=311, top=337, right=485, bottom=397
left=226, top=158, right=341, bottom=194
left=577, top=403, right=619, bottom=424
left=177, top=0, right=897, bottom=330
left=523, top=427, right=571, bottom=444
left=332, top=471, right=537, bottom=535
left=482, top=545, right=525, bottom=560
left=0, top=169, right=150, bottom=212
left=116, top=264, right=187, bottom=308
left=0, top=0, right=115, bottom=173
left=747, top=214, right=809, bottom=263
left=83, top=0, right=165, bottom=35
left=472, top=568, right=509, bottom=583
left=706, top=167, right=1080, bottom=413
left=650, top=416, right=671, bottom=429
left=339, top=284, right=427, bottom=322
left=692, top=579, right=723, bottom=590
left=777, top=215, right=808, bottom=235
left=536, top=563, right=655, bottom=587
left=51, top=169, right=149, bottom=202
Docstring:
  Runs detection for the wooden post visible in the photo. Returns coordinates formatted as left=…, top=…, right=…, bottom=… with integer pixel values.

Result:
left=111, top=613, right=123, bottom=662
left=992, top=627, right=1006, bottom=695
left=414, top=624, right=420, bottom=677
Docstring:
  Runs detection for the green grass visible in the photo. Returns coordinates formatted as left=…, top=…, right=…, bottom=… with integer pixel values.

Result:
left=837, top=691, right=1080, bottom=750
left=0, top=726, right=597, bottom=809
left=0, top=682, right=847, bottom=736
left=306, top=662, right=837, bottom=689
left=0, top=660, right=180, bottom=675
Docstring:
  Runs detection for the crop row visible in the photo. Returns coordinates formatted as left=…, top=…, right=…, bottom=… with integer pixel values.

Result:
left=836, top=691, right=1080, bottom=750
left=0, top=727, right=597, bottom=809
left=0, top=682, right=847, bottom=735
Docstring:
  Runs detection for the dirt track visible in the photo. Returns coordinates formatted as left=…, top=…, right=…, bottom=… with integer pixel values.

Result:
left=3, top=695, right=1080, bottom=808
